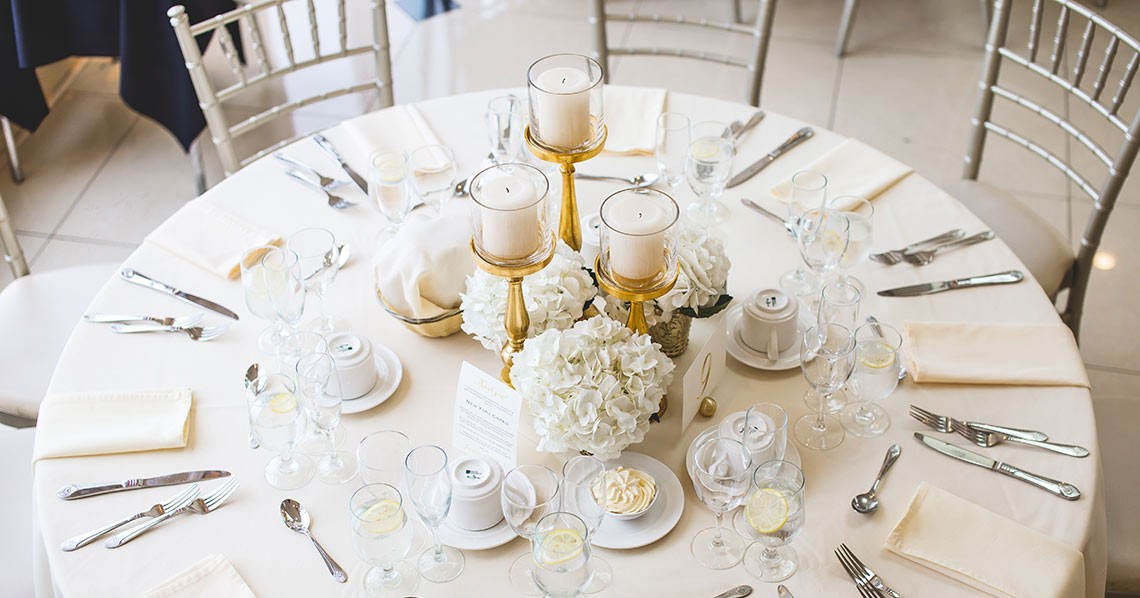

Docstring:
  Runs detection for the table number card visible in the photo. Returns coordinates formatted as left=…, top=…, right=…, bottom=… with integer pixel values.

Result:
left=453, top=361, right=523, bottom=471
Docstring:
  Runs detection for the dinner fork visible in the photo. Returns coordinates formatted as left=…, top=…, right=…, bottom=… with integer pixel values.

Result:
left=868, top=229, right=965, bottom=265
left=899, top=230, right=994, bottom=265
left=61, top=485, right=200, bottom=551
left=951, top=420, right=1090, bottom=457
left=835, top=548, right=883, bottom=598
left=836, top=543, right=902, bottom=598
left=84, top=312, right=203, bottom=328
left=284, top=169, right=355, bottom=209
left=272, top=152, right=348, bottom=190
left=908, top=404, right=1048, bottom=441
left=105, top=478, right=240, bottom=548
left=109, top=323, right=229, bottom=342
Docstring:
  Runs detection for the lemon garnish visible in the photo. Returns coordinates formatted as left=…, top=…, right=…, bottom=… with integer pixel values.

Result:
left=858, top=341, right=896, bottom=369
left=539, top=528, right=585, bottom=565
left=689, top=139, right=722, bottom=160
left=268, top=392, right=297, bottom=414
left=745, top=487, right=789, bottom=534
left=360, top=499, right=404, bottom=534
left=821, top=230, right=846, bottom=254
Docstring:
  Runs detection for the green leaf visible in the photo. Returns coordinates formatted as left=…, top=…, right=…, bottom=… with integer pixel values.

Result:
left=679, top=294, right=733, bottom=319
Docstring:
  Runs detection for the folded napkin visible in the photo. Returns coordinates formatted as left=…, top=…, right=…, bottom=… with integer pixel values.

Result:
left=885, top=483, right=1084, bottom=598
left=33, top=388, right=192, bottom=462
left=770, top=139, right=913, bottom=209
left=331, top=104, right=442, bottom=176
left=904, top=321, right=1089, bottom=387
left=139, top=553, right=255, bottom=598
left=145, top=200, right=280, bottom=280
left=375, top=201, right=474, bottom=319
left=602, top=85, right=667, bottom=155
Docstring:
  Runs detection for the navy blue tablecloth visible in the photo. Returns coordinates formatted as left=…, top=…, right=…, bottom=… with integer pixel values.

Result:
left=1, top=0, right=237, bottom=151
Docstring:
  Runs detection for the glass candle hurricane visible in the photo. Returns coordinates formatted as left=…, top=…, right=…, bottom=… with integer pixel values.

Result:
left=598, top=188, right=679, bottom=291
left=469, top=163, right=553, bottom=267
left=527, top=54, right=605, bottom=152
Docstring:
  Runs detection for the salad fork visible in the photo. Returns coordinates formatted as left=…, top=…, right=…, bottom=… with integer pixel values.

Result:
left=110, top=323, right=229, bottom=342
left=899, top=230, right=994, bottom=265
left=272, top=152, right=348, bottom=190
left=951, top=420, right=1090, bottom=457
left=284, top=168, right=355, bottom=209
left=836, top=543, right=902, bottom=598
left=85, top=312, right=203, bottom=328
left=105, top=478, right=240, bottom=548
left=61, top=485, right=200, bottom=551
left=908, top=404, right=1048, bottom=441
left=835, top=549, right=882, bottom=598
left=868, top=229, right=964, bottom=265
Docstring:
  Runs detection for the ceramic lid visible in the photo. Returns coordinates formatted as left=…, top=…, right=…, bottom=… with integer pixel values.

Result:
left=450, top=456, right=503, bottom=502
left=745, top=288, right=797, bottom=322
left=327, top=332, right=373, bottom=369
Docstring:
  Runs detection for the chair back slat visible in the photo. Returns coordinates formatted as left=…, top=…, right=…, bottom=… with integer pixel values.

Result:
left=243, top=13, right=272, bottom=78
left=1028, top=0, right=1045, bottom=62
left=1049, top=5, right=1069, bottom=76
left=216, top=24, right=247, bottom=85
left=0, top=193, right=29, bottom=279
left=1110, top=51, right=1139, bottom=116
left=305, top=0, right=320, bottom=57
left=1090, top=35, right=1118, bottom=102
left=275, top=3, right=296, bottom=68
left=338, top=0, right=347, bottom=54
left=1072, top=20, right=1095, bottom=87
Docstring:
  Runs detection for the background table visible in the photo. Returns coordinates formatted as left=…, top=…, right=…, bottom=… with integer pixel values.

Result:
left=31, top=89, right=1106, bottom=597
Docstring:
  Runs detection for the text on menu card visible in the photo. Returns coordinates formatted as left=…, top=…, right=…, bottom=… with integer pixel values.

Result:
left=453, top=361, right=522, bottom=471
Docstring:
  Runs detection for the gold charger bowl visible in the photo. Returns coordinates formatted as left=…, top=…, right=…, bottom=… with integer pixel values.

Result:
left=377, top=291, right=463, bottom=338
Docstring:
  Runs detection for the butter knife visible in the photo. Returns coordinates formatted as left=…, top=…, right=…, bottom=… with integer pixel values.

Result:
left=312, top=133, right=367, bottom=193
left=914, top=433, right=1080, bottom=500
left=713, top=585, right=752, bottom=598
left=726, top=127, right=814, bottom=188
left=877, top=269, right=1024, bottom=297
left=57, top=470, right=231, bottom=500
left=119, top=268, right=240, bottom=320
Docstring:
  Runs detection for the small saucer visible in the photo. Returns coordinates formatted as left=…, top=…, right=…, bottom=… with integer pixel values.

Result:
left=437, top=516, right=517, bottom=551
left=725, top=306, right=802, bottom=371
left=592, top=452, right=684, bottom=550
left=341, top=342, right=402, bottom=415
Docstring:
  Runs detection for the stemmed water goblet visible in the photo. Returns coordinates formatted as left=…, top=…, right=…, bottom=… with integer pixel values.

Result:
left=502, top=464, right=561, bottom=595
left=241, top=246, right=292, bottom=353
left=684, top=121, right=734, bottom=226
left=840, top=322, right=904, bottom=437
left=817, top=279, right=862, bottom=331
left=690, top=437, right=752, bottom=569
left=287, top=228, right=344, bottom=335
left=409, top=145, right=458, bottom=215
left=357, top=430, right=428, bottom=556
left=486, top=95, right=524, bottom=164
left=794, top=323, right=857, bottom=450
left=531, top=512, right=596, bottom=598
left=560, top=456, right=612, bottom=592
left=828, top=195, right=874, bottom=295
left=779, top=171, right=828, bottom=303
left=262, top=247, right=307, bottom=338
left=295, top=352, right=357, bottom=485
left=795, top=208, right=850, bottom=306
left=368, top=152, right=413, bottom=247
left=404, top=445, right=464, bottom=582
left=250, top=373, right=314, bottom=490
left=350, top=483, right=420, bottom=598
left=739, top=461, right=806, bottom=582
left=655, top=112, right=690, bottom=195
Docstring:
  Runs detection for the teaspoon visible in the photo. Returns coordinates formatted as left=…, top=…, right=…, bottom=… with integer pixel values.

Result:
left=852, top=444, right=901, bottom=514
left=280, top=499, right=348, bottom=583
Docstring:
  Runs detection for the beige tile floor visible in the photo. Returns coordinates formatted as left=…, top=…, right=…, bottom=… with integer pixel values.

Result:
left=2, top=0, right=1138, bottom=403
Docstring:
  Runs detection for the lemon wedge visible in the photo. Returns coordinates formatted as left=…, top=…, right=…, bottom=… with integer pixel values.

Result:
left=858, top=341, right=895, bottom=369
left=360, top=499, right=404, bottom=534
left=745, top=487, right=789, bottom=534
left=539, top=528, right=585, bottom=566
left=268, top=392, right=297, bottom=414
left=689, top=139, right=722, bottom=160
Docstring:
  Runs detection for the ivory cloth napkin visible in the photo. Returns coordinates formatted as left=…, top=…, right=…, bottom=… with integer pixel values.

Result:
left=885, top=483, right=1085, bottom=598
left=139, top=553, right=255, bottom=598
left=145, top=200, right=280, bottom=280
left=329, top=104, right=441, bottom=176
left=903, top=321, right=1090, bottom=387
left=602, top=85, right=667, bottom=155
left=375, top=202, right=474, bottom=319
left=770, top=139, right=913, bottom=209
left=33, top=388, right=192, bottom=462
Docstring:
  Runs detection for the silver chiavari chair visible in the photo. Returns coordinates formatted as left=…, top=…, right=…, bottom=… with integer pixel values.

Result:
left=1, top=117, right=23, bottom=183
left=956, top=0, right=1140, bottom=343
left=833, top=0, right=993, bottom=57
left=590, top=0, right=777, bottom=107
left=167, top=0, right=394, bottom=191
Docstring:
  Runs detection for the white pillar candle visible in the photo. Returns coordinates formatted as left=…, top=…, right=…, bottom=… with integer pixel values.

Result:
left=607, top=198, right=668, bottom=281
left=533, top=66, right=592, bottom=149
left=479, top=174, right=541, bottom=260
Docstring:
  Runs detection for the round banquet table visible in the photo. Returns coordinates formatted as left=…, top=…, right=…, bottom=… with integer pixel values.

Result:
left=32, top=89, right=1106, bottom=597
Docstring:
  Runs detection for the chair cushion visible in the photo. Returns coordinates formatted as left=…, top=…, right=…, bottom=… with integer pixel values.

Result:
left=0, top=263, right=116, bottom=420
left=1095, top=396, right=1140, bottom=592
left=942, top=180, right=1075, bottom=296
left=0, top=425, right=35, bottom=598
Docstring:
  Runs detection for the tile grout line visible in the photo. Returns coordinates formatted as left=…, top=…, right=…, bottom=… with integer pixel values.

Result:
left=1084, top=362, right=1140, bottom=377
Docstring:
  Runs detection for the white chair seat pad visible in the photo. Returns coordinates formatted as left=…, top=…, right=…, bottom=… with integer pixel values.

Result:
left=943, top=179, right=1074, bottom=295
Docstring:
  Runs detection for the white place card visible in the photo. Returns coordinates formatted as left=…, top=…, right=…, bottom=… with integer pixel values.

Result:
left=452, top=361, right=522, bottom=471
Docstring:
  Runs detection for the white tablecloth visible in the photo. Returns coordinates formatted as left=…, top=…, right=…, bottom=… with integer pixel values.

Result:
left=32, top=90, right=1106, bottom=597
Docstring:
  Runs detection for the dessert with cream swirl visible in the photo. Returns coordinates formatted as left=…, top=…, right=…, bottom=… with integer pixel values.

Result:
left=591, top=466, right=658, bottom=519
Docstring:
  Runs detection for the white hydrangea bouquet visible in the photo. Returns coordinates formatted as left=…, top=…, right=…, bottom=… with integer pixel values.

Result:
left=510, top=316, right=675, bottom=459
left=460, top=242, right=598, bottom=351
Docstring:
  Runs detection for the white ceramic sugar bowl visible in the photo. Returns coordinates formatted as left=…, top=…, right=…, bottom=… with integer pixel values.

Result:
left=326, top=332, right=378, bottom=400
left=448, top=456, right=504, bottom=531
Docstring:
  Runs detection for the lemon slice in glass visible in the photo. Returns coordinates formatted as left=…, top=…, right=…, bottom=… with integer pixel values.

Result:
left=745, top=487, right=789, bottom=534
left=689, top=139, right=722, bottom=160
left=539, top=528, right=585, bottom=566
left=360, top=499, right=404, bottom=534
left=858, top=341, right=895, bottom=369
left=268, top=392, right=297, bottom=414
left=821, top=230, right=846, bottom=254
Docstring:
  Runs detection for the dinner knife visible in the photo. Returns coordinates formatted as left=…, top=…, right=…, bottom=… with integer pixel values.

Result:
left=57, top=470, right=231, bottom=500
left=119, top=268, right=240, bottom=320
left=877, top=269, right=1024, bottom=297
left=312, top=133, right=368, bottom=193
left=914, top=433, right=1081, bottom=500
left=712, top=585, right=753, bottom=598
left=726, top=127, right=814, bottom=189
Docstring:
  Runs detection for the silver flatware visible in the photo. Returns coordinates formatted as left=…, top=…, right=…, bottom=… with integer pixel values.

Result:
left=106, top=478, right=240, bottom=548
left=84, top=312, right=203, bottom=328
left=866, top=315, right=908, bottom=380
left=959, top=424, right=1090, bottom=457
left=312, top=133, right=368, bottom=193
left=730, top=110, right=766, bottom=140
left=243, top=363, right=263, bottom=449
left=61, top=485, right=200, bottom=551
left=852, top=443, right=901, bottom=514
left=877, top=269, right=1024, bottom=297
left=336, top=244, right=351, bottom=269
left=281, top=499, right=348, bottom=583
left=110, top=323, right=229, bottom=342
left=577, top=172, right=659, bottom=187
left=273, top=151, right=349, bottom=190
left=914, top=432, right=1081, bottom=500
left=57, top=470, right=230, bottom=500
left=836, top=543, right=903, bottom=598
left=869, top=229, right=965, bottom=265
left=900, top=230, right=995, bottom=265
left=740, top=198, right=795, bottom=236
left=119, top=268, right=240, bottom=320
left=726, top=126, right=814, bottom=189
left=285, top=169, right=355, bottom=209
left=908, top=404, right=1049, bottom=441
left=836, top=547, right=880, bottom=598
left=776, top=585, right=794, bottom=598
left=712, top=585, right=752, bottom=598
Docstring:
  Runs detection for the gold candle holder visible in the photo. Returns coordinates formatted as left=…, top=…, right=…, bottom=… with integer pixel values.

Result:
left=594, top=256, right=677, bottom=335
left=524, top=125, right=606, bottom=252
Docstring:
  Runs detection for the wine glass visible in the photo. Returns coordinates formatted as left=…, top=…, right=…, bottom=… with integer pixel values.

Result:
left=275, top=331, right=328, bottom=377
left=250, top=373, right=314, bottom=490
left=684, top=121, right=734, bottom=226
left=404, top=445, right=464, bottom=583
left=655, top=112, right=690, bottom=195
left=295, top=352, right=357, bottom=485
left=262, top=247, right=307, bottom=336
left=779, top=171, right=828, bottom=303
left=796, top=208, right=850, bottom=301
left=531, top=512, right=595, bottom=598
left=502, top=464, right=561, bottom=595
left=356, top=430, right=429, bottom=557
left=560, top=456, right=612, bottom=592
left=828, top=195, right=874, bottom=297
left=287, top=228, right=344, bottom=336
left=794, top=323, right=857, bottom=450
left=840, top=322, right=903, bottom=437
left=350, top=483, right=419, bottom=598
left=739, top=461, right=805, bottom=582
left=690, top=436, right=752, bottom=569
left=368, top=152, right=413, bottom=247
left=241, top=246, right=290, bottom=353
left=486, top=95, right=524, bottom=164
left=408, top=145, right=458, bottom=215
left=817, top=279, right=862, bottom=331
